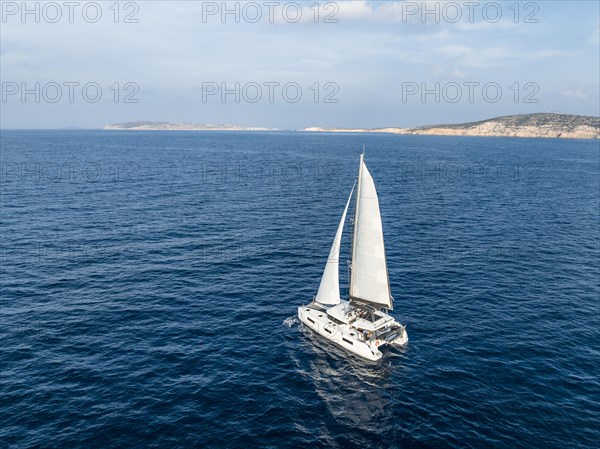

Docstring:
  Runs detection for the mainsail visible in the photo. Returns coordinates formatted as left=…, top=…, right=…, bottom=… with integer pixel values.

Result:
left=314, top=184, right=355, bottom=305
left=350, top=154, right=393, bottom=309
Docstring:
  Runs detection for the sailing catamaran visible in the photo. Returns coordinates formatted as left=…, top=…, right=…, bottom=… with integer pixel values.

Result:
left=298, top=152, right=408, bottom=361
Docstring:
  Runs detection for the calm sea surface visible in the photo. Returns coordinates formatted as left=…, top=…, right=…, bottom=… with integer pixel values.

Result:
left=1, top=130, right=598, bottom=448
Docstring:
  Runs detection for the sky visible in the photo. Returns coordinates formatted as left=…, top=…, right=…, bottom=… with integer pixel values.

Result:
left=1, top=0, right=599, bottom=129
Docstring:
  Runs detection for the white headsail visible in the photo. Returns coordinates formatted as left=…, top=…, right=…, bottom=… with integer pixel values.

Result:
left=350, top=154, right=393, bottom=309
left=315, top=184, right=355, bottom=305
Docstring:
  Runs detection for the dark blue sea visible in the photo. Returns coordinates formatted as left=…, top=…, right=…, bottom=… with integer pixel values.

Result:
left=1, top=130, right=598, bottom=449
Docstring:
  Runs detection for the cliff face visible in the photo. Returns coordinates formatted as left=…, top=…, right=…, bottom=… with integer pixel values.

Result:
left=306, top=113, right=600, bottom=139
left=406, top=113, right=600, bottom=139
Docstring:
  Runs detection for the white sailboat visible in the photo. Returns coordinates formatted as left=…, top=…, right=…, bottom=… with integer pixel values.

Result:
left=298, top=152, right=408, bottom=361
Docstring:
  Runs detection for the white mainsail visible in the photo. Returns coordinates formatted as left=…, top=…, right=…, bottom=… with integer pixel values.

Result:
left=314, top=184, right=355, bottom=305
left=350, top=154, right=393, bottom=309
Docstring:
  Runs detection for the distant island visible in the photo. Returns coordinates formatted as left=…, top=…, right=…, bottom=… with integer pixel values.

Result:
left=104, top=121, right=276, bottom=131
left=305, top=113, right=600, bottom=140
left=105, top=113, right=599, bottom=139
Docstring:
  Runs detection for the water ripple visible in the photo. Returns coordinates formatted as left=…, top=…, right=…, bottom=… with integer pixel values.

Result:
left=1, top=131, right=598, bottom=449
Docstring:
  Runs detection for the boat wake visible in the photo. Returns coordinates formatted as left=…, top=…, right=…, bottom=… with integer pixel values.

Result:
left=283, top=316, right=299, bottom=327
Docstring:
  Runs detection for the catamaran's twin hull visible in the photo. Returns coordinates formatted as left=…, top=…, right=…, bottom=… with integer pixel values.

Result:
left=298, top=304, right=408, bottom=361
left=301, top=154, right=409, bottom=361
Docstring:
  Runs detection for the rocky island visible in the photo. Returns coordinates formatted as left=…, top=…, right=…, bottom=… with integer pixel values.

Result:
left=104, top=121, right=277, bottom=131
left=305, top=113, right=600, bottom=139
left=104, top=114, right=599, bottom=139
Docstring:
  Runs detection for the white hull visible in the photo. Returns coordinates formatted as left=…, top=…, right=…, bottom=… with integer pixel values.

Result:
left=301, top=154, right=407, bottom=361
left=298, top=300, right=408, bottom=361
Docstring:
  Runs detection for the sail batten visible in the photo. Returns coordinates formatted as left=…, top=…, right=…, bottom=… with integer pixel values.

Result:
left=349, top=155, right=393, bottom=309
left=314, top=184, right=355, bottom=305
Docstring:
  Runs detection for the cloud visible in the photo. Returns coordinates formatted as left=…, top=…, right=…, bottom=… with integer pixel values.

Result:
left=590, top=27, right=600, bottom=45
left=450, top=68, right=468, bottom=79
left=1, top=0, right=598, bottom=128
left=560, top=90, right=588, bottom=100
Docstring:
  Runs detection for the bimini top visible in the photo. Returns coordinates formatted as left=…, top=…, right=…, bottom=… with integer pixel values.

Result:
left=327, top=301, right=394, bottom=331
